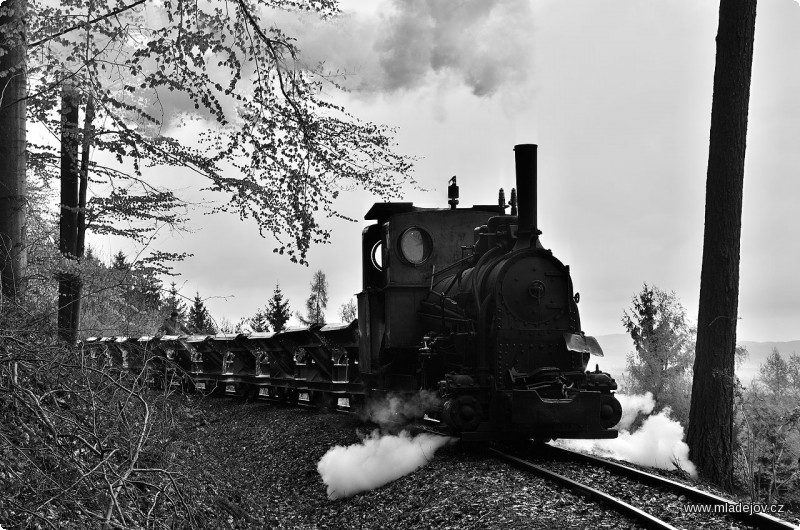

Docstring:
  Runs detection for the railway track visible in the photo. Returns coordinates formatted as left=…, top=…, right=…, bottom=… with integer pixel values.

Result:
left=489, top=445, right=798, bottom=530
left=203, top=388, right=797, bottom=529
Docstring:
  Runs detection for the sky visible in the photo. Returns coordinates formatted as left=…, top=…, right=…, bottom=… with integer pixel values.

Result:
left=87, top=0, right=800, bottom=343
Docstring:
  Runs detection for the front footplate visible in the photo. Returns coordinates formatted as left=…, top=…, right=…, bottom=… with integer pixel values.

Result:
left=460, top=389, right=622, bottom=442
left=512, top=389, right=621, bottom=437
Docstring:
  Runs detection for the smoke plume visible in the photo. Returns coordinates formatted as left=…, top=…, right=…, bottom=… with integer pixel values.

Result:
left=272, top=0, right=537, bottom=97
left=317, top=429, right=455, bottom=500
left=554, top=393, right=698, bottom=477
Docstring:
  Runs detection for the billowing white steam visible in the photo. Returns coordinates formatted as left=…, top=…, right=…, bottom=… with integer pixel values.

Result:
left=318, top=391, right=454, bottom=499
left=361, top=390, right=441, bottom=428
left=317, top=430, right=454, bottom=499
left=269, top=0, right=537, bottom=97
left=616, top=392, right=656, bottom=430
left=554, top=393, right=698, bottom=477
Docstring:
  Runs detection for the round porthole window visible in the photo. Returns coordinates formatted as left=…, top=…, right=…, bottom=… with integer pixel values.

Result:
left=371, top=241, right=383, bottom=271
left=398, top=227, right=432, bottom=265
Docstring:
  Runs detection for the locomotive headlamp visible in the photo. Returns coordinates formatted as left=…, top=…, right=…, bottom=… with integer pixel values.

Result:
left=398, top=227, right=432, bottom=265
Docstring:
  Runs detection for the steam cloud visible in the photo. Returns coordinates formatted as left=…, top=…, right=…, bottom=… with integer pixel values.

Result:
left=317, top=429, right=455, bottom=500
left=361, top=390, right=441, bottom=429
left=616, top=392, right=656, bottom=430
left=317, top=391, right=454, bottom=499
left=274, top=0, right=537, bottom=97
left=554, top=393, right=698, bottom=477
left=123, top=0, right=538, bottom=131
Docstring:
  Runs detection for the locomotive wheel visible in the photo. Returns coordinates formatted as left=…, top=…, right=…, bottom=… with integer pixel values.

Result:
left=442, top=395, right=483, bottom=432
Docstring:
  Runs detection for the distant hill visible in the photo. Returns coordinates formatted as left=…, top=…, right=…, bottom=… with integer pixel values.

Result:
left=592, top=333, right=800, bottom=385
left=737, top=340, right=800, bottom=383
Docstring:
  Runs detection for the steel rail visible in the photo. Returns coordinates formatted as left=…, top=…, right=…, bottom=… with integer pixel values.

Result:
left=488, top=448, right=679, bottom=530
left=546, top=445, right=797, bottom=530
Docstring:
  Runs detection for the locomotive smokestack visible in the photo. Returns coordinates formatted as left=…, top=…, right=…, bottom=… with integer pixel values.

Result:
left=513, top=144, right=539, bottom=247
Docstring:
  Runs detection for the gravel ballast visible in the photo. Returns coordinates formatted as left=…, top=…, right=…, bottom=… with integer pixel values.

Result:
left=170, top=397, right=645, bottom=529
left=168, top=397, right=798, bottom=529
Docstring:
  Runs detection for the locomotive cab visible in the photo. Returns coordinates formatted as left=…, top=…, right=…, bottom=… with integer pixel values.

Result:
left=357, top=198, right=503, bottom=392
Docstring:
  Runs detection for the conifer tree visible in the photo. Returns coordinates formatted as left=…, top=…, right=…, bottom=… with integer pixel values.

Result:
left=248, top=306, right=270, bottom=333
left=111, top=251, right=129, bottom=271
left=622, top=284, right=695, bottom=426
left=163, top=282, right=187, bottom=319
left=188, top=292, right=215, bottom=334
left=297, top=271, right=327, bottom=325
left=266, top=283, right=291, bottom=332
left=247, top=284, right=291, bottom=332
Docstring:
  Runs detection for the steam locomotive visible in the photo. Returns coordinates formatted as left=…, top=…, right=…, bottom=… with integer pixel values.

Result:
left=84, top=144, right=622, bottom=441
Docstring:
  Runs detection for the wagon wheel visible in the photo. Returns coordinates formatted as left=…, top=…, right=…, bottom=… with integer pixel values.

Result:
left=244, top=383, right=262, bottom=401
left=280, top=388, right=299, bottom=404
left=234, top=383, right=259, bottom=402
left=310, top=391, right=336, bottom=411
left=265, top=386, right=281, bottom=401
left=347, top=394, right=366, bottom=415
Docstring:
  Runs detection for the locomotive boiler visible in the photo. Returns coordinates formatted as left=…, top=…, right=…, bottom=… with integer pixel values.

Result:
left=83, top=144, right=622, bottom=442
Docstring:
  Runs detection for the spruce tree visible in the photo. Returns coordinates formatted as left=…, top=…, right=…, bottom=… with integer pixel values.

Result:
left=111, top=251, right=129, bottom=271
left=266, top=283, right=291, bottom=332
left=622, top=284, right=695, bottom=426
left=188, top=292, right=216, bottom=334
left=163, top=282, right=187, bottom=319
left=248, top=306, right=270, bottom=333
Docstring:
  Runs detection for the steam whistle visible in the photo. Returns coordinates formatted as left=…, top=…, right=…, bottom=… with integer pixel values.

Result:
left=448, top=176, right=459, bottom=209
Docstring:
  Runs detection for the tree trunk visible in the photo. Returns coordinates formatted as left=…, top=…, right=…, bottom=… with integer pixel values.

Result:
left=687, top=0, right=757, bottom=490
left=76, top=95, right=94, bottom=257
left=57, top=271, right=82, bottom=343
left=60, top=81, right=80, bottom=256
left=0, top=0, right=28, bottom=301
left=58, top=3, right=95, bottom=342
left=58, top=81, right=82, bottom=343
